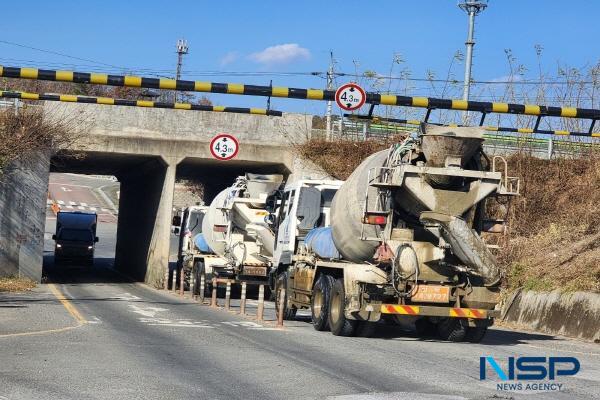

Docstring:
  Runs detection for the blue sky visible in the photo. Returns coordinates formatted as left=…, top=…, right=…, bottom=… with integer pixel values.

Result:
left=1, top=0, right=599, bottom=114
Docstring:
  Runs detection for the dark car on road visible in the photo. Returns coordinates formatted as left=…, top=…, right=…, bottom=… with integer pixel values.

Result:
left=53, top=211, right=99, bottom=266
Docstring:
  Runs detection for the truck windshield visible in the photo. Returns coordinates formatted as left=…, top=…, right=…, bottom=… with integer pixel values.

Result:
left=188, top=211, right=204, bottom=236
left=59, top=229, right=93, bottom=242
left=321, top=189, right=337, bottom=207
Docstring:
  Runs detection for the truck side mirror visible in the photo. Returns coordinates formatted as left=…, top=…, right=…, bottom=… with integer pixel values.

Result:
left=264, top=214, right=276, bottom=226
left=94, top=237, right=99, bottom=243
left=172, top=215, right=182, bottom=226
left=264, top=191, right=281, bottom=213
left=52, top=234, right=56, bottom=240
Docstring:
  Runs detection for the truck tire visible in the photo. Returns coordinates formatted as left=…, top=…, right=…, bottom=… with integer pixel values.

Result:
left=311, top=274, right=334, bottom=331
left=329, top=278, right=358, bottom=337
left=465, top=325, right=488, bottom=343
left=275, top=271, right=296, bottom=320
left=437, top=318, right=468, bottom=342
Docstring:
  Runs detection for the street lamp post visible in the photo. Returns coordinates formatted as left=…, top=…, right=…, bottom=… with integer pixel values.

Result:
left=458, top=0, right=488, bottom=124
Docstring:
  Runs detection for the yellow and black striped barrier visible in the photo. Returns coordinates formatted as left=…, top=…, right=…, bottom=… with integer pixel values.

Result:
left=0, top=90, right=282, bottom=116
left=347, top=114, right=600, bottom=138
left=1, top=65, right=599, bottom=120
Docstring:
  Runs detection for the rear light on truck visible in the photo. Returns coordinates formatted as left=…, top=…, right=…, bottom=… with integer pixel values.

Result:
left=213, top=224, right=227, bottom=233
left=362, top=213, right=387, bottom=225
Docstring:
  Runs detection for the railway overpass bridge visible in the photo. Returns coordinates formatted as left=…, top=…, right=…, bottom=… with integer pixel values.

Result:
left=2, top=102, right=326, bottom=286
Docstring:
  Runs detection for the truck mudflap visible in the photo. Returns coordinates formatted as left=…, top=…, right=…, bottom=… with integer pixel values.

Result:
left=379, top=304, right=500, bottom=319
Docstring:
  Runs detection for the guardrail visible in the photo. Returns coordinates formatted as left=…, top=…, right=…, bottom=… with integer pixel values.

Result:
left=1, top=64, right=599, bottom=124
left=167, top=264, right=283, bottom=326
left=0, top=90, right=283, bottom=116
left=347, top=114, right=600, bottom=138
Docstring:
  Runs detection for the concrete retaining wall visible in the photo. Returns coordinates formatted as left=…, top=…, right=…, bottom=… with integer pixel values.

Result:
left=502, top=289, right=600, bottom=342
left=0, top=150, right=51, bottom=281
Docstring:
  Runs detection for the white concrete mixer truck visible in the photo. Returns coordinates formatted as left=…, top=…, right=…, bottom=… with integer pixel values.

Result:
left=193, top=173, right=284, bottom=294
left=270, top=125, right=519, bottom=342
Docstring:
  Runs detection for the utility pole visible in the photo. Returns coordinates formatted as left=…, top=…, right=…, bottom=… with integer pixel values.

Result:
left=175, top=39, right=189, bottom=102
left=458, top=0, right=487, bottom=124
left=326, top=51, right=335, bottom=140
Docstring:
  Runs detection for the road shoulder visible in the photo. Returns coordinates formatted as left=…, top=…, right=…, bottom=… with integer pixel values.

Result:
left=0, top=284, right=85, bottom=337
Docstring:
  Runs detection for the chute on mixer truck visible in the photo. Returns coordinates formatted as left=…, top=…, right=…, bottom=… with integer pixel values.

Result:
left=269, top=124, right=519, bottom=341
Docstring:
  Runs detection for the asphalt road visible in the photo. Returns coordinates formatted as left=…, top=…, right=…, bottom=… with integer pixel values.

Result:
left=1, top=175, right=598, bottom=400
left=2, top=261, right=599, bottom=400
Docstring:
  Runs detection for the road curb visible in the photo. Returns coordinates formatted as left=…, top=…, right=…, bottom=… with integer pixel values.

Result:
left=502, top=289, right=600, bottom=342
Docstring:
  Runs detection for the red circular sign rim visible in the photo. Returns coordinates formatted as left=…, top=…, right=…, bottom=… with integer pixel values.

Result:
left=335, top=83, right=366, bottom=111
left=210, top=134, right=239, bottom=161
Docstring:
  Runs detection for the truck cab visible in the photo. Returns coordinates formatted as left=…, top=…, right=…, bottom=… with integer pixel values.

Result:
left=53, top=211, right=98, bottom=266
left=271, top=179, right=343, bottom=270
left=173, top=205, right=208, bottom=266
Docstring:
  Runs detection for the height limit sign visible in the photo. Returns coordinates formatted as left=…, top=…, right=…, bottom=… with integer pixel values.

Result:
left=335, top=83, right=366, bottom=111
left=210, top=133, right=239, bottom=161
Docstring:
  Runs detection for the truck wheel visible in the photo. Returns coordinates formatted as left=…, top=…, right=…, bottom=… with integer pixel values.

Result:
left=311, top=274, right=334, bottom=331
left=465, top=325, right=488, bottom=343
left=329, top=278, right=358, bottom=337
left=275, top=271, right=296, bottom=320
left=437, top=318, right=468, bottom=342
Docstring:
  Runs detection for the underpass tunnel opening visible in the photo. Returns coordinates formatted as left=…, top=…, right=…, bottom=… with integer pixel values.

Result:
left=175, top=157, right=290, bottom=205
left=47, top=151, right=169, bottom=283
left=46, top=152, right=290, bottom=287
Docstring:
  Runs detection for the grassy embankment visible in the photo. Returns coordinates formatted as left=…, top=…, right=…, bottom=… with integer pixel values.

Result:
left=0, top=276, right=36, bottom=293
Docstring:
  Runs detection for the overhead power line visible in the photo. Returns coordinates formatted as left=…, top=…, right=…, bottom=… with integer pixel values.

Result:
left=334, top=72, right=599, bottom=85
left=0, top=39, right=125, bottom=70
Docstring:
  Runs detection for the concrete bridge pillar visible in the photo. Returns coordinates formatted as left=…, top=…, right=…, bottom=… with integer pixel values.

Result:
left=114, top=156, right=178, bottom=287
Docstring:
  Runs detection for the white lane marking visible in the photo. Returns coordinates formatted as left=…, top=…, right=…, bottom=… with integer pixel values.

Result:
left=115, top=292, right=140, bottom=301
left=89, top=207, right=97, bottom=211
left=80, top=202, right=88, bottom=206
left=66, top=205, right=73, bottom=209
left=148, top=324, right=214, bottom=328
left=221, top=321, right=263, bottom=328
left=50, top=183, right=91, bottom=188
left=57, top=200, right=65, bottom=205
left=101, top=208, right=109, bottom=212
left=69, top=201, right=77, bottom=205
left=77, top=206, right=85, bottom=210
left=327, top=393, right=468, bottom=400
left=87, top=316, right=102, bottom=324
left=60, top=187, right=72, bottom=192
left=247, top=327, right=282, bottom=331
left=140, top=317, right=213, bottom=328
left=129, top=304, right=168, bottom=318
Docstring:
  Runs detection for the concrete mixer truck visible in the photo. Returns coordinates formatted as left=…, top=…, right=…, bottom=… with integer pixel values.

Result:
left=193, top=173, right=284, bottom=294
left=270, top=124, right=519, bottom=342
